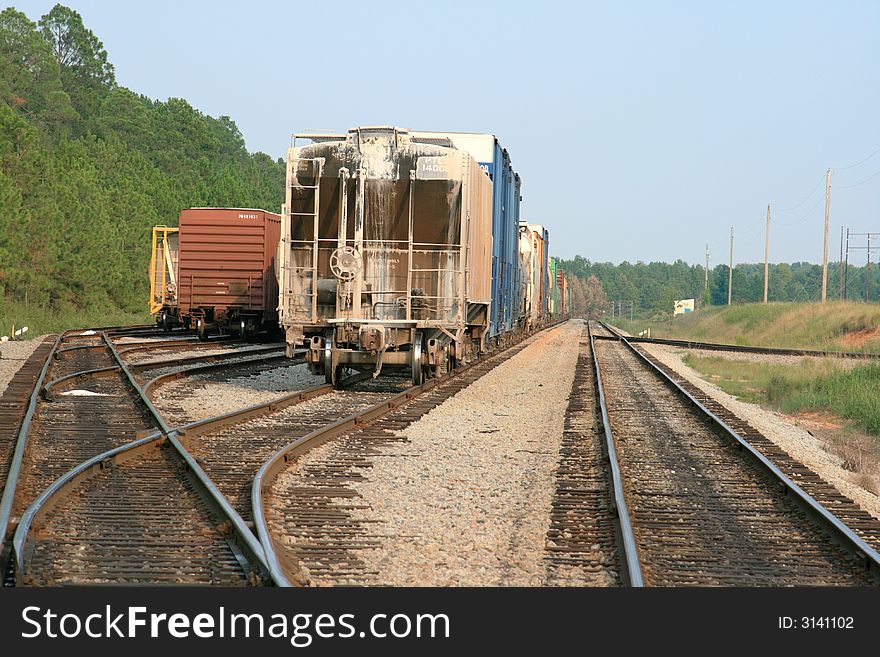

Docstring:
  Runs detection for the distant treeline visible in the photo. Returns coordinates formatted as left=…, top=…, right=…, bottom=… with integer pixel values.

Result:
left=0, top=4, right=283, bottom=317
left=559, top=256, right=880, bottom=318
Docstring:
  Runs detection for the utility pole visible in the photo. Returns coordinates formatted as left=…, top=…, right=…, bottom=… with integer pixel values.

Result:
left=844, top=228, right=850, bottom=300
left=868, top=234, right=872, bottom=304
left=763, top=204, right=771, bottom=304
left=704, top=244, right=709, bottom=290
left=728, top=226, right=734, bottom=306
left=839, top=226, right=844, bottom=299
left=821, top=168, right=831, bottom=303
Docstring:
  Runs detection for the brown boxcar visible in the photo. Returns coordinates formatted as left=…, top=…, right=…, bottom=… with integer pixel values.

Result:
left=154, top=207, right=281, bottom=338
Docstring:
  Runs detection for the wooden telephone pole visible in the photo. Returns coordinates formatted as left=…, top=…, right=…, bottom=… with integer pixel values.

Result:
left=821, top=169, right=831, bottom=303
left=839, top=226, right=844, bottom=299
left=763, top=204, right=771, bottom=304
left=728, top=226, right=734, bottom=305
left=704, top=244, right=709, bottom=290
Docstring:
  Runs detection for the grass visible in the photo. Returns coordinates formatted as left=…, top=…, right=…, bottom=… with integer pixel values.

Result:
left=615, top=301, right=880, bottom=353
left=0, top=300, right=151, bottom=339
left=683, top=353, right=880, bottom=434
left=683, top=352, right=880, bottom=492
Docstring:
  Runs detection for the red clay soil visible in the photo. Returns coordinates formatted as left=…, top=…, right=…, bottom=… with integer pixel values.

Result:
left=790, top=410, right=843, bottom=431
left=840, top=325, right=880, bottom=348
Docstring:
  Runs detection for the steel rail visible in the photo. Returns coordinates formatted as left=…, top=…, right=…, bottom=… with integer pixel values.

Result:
left=101, top=333, right=272, bottom=582
left=599, top=323, right=880, bottom=360
left=252, top=375, right=449, bottom=586
left=0, top=333, right=63, bottom=567
left=129, top=345, right=285, bottom=372
left=602, top=324, right=880, bottom=581
left=11, top=431, right=164, bottom=582
left=116, top=335, right=239, bottom=356
left=41, top=366, right=120, bottom=400
left=587, top=325, right=644, bottom=587
left=10, top=381, right=334, bottom=585
left=2, top=327, right=287, bottom=582
left=250, top=322, right=563, bottom=587
left=141, top=352, right=302, bottom=399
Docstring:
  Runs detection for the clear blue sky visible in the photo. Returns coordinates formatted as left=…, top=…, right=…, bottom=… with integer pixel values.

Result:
left=15, top=0, right=880, bottom=266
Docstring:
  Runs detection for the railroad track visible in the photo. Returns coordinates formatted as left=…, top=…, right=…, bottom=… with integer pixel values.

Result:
left=589, top=321, right=880, bottom=586
left=5, top=327, right=269, bottom=585
left=599, top=322, right=880, bottom=360
left=1, top=330, right=158, bottom=577
left=10, top=322, right=561, bottom=586
left=253, top=334, right=543, bottom=586
left=543, top=328, right=624, bottom=586
left=0, top=337, right=57, bottom=500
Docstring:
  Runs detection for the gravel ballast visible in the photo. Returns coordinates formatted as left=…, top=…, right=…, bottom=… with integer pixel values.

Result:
left=153, top=362, right=324, bottom=425
left=0, top=336, right=48, bottom=396
left=275, top=321, right=583, bottom=586
left=642, top=344, right=880, bottom=521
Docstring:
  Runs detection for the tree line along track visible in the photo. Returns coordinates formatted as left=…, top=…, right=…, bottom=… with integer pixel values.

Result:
left=588, top=321, right=880, bottom=586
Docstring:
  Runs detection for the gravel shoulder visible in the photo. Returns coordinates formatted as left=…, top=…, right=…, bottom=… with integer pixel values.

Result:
left=665, top=348, right=862, bottom=369
left=152, top=362, right=323, bottom=425
left=642, top=344, right=880, bottom=521
left=0, top=335, right=49, bottom=396
left=288, top=321, right=583, bottom=586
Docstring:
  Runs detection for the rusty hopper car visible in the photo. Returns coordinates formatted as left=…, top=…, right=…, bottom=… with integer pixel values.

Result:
left=151, top=208, right=281, bottom=338
left=278, top=126, right=492, bottom=386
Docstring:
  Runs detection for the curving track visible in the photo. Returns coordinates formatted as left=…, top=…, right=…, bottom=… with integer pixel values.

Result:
left=5, top=328, right=273, bottom=585
left=255, top=337, right=539, bottom=586
left=8, top=322, right=559, bottom=586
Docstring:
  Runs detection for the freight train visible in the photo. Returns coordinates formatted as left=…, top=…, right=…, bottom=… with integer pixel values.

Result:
left=149, top=207, right=281, bottom=338
left=276, top=126, right=568, bottom=386
left=148, top=127, right=573, bottom=379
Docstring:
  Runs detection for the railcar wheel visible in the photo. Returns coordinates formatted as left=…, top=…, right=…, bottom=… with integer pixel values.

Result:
left=161, top=312, right=172, bottom=332
left=411, top=333, right=424, bottom=386
left=196, top=318, right=208, bottom=341
left=323, top=331, right=334, bottom=385
left=239, top=318, right=247, bottom=340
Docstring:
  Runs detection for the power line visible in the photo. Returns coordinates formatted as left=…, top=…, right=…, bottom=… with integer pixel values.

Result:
left=776, top=173, right=825, bottom=212
left=778, top=194, right=823, bottom=226
left=836, top=166, right=880, bottom=189
left=834, top=143, right=880, bottom=171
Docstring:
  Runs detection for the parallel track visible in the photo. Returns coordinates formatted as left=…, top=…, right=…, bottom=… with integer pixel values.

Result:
left=590, top=321, right=880, bottom=586
left=600, top=323, right=880, bottom=360
left=543, top=328, right=623, bottom=586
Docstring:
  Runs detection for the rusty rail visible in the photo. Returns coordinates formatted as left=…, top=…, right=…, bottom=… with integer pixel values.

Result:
left=0, top=333, right=63, bottom=568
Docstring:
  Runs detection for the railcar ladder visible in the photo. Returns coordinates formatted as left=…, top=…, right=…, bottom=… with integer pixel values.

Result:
left=288, top=158, right=324, bottom=322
